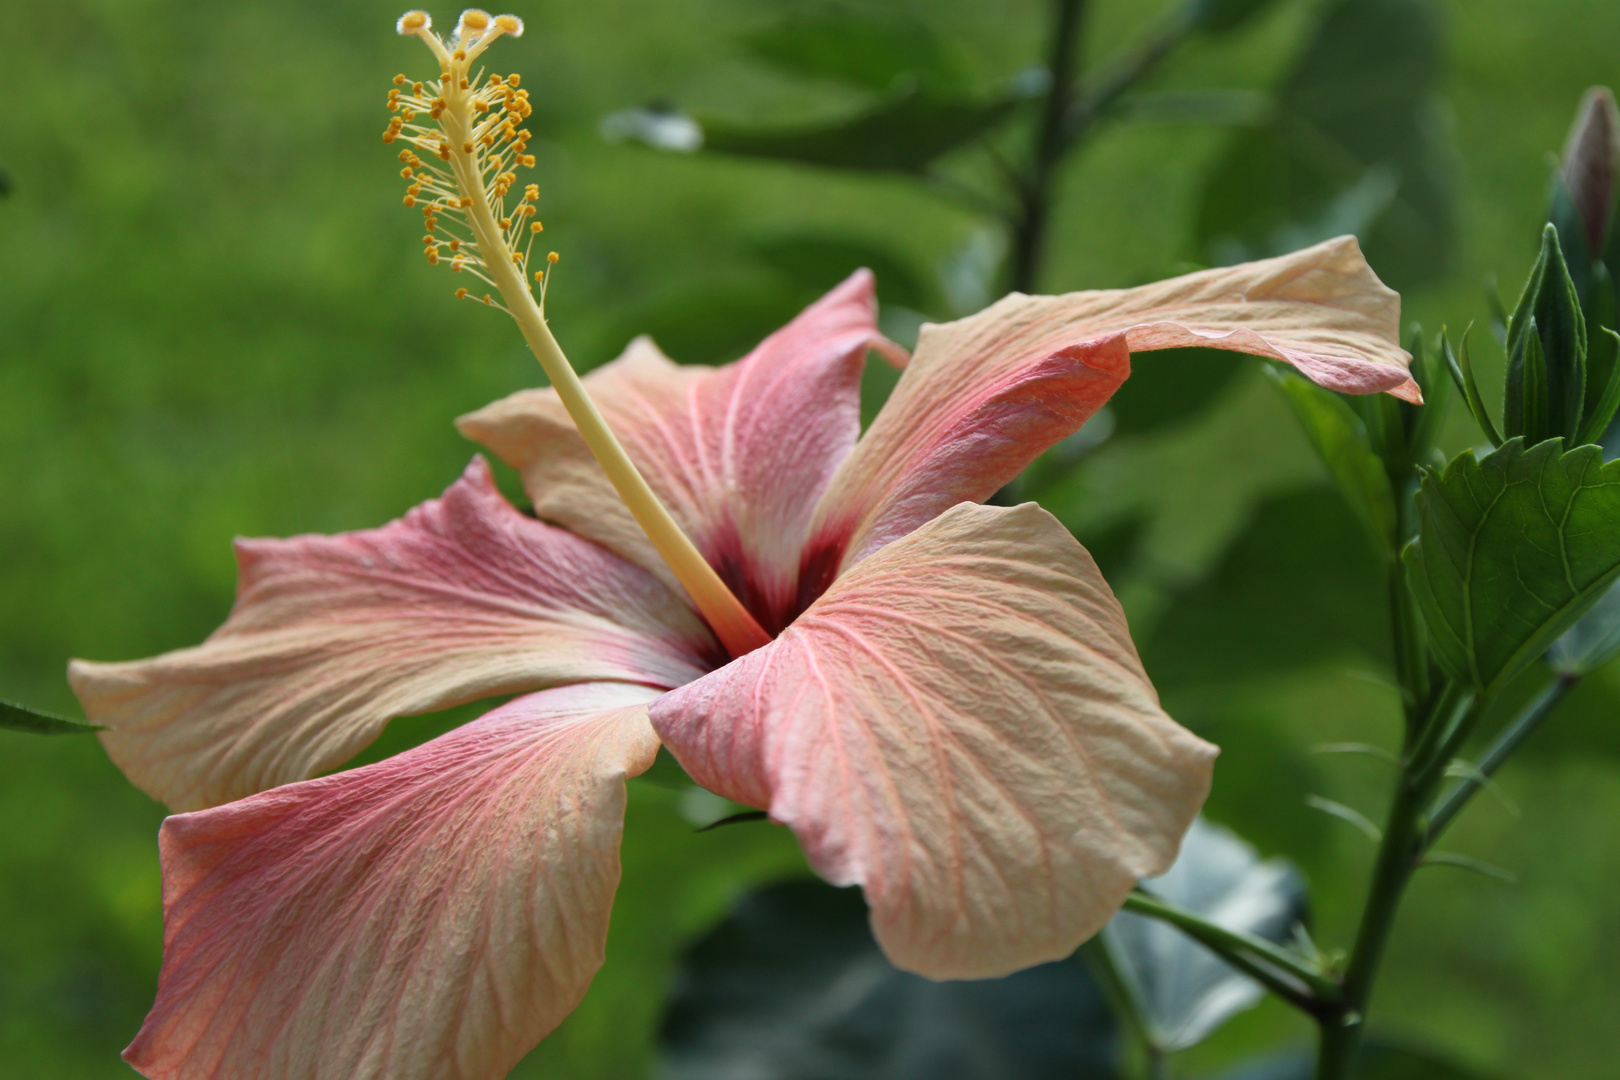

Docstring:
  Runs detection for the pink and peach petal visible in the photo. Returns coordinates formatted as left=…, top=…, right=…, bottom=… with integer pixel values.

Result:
left=123, top=682, right=662, bottom=1080
left=459, top=270, right=902, bottom=632
left=810, top=236, right=1411, bottom=573
left=652, top=502, right=1216, bottom=980
left=70, top=458, right=712, bottom=812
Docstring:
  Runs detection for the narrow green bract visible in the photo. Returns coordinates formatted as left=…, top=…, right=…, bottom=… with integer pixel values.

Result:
left=1, top=699, right=101, bottom=735
left=1404, top=437, right=1620, bottom=693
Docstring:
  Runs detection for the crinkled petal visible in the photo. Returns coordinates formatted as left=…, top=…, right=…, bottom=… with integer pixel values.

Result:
left=70, top=457, right=713, bottom=811
left=810, top=236, right=1412, bottom=572
left=459, top=270, right=903, bottom=632
left=652, top=502, right=1215, bottom=979
left=122, top=682, right=662, bottom=1080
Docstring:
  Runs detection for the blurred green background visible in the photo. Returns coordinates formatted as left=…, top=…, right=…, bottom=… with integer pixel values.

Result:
left=2, top=0, right=1617, bottom=1077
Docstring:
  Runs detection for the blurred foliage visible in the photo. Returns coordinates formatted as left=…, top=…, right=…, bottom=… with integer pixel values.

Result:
left=1195, top=0, right=1456, bottom=292
left=2, top=0, right=1619, bottom=1078
left=659, top=877, right=1119, bottom=1079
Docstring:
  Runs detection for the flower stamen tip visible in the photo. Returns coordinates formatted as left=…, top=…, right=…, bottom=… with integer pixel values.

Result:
left=396, top=10, right=431, bottom=33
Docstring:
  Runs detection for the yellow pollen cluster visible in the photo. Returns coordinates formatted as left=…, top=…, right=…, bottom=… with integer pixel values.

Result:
left=387, top=9, right=547, bottom=312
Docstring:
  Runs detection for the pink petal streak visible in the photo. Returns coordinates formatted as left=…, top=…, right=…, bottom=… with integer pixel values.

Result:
left=123, top=682, right=662, bottom=1080
left=652, top=502, right=1216, bottom=979
left=460, top=270, right=904, bottom=633
left=809, top=236, right=1413, bottom=575
left=70, top=457, right=712, bottom=811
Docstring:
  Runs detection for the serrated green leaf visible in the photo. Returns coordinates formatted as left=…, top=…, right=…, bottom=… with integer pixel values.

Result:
left=1, top=699, right=101, bottom=735
left=744, top=8, right=972, bottom=95
left=1404, top=438, right=1620, bottom=693
left=1268, top=368, right=1397, bottom=556
left=1194, top=0, right=1456, bottom=293
left=699, top=86, right=1021, bottom=174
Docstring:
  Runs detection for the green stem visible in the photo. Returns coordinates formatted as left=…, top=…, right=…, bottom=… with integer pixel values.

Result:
left=1424, top=674, right=1577, bottom=847
left=1008, top=0, right=1086, bottom=293
left=1121, top=892, right=1339, bottom=1015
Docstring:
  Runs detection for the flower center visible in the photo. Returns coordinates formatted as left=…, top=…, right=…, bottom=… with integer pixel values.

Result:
left=389, top=9, right=772, bottom=659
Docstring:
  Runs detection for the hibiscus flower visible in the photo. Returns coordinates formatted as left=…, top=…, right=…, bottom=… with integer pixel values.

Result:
left=67, top=11, right=1416, bottom=1080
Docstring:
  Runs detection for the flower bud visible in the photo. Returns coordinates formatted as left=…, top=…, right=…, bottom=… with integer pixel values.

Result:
left=1505, top=225, right=1588, bottom=443
left=1560, top=87, right=1619, bottom=257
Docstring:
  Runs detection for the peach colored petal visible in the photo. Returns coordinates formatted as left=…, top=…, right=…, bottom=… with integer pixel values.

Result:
left=123, top=682, right=661, bottom=1080
left=459, top=270, right=903, bottom=632
left=811, top=236, right=1412, bottom=574
left=70, top=458, right=712, bottom=811
left=652, top=502, right=1216, bottom=979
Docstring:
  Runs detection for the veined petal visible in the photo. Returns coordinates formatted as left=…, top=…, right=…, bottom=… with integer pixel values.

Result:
left=123, top=682, right=662, bottom=1080
left=652, top=502, right=1215, bottom=979
left=811, top=236, right=1412, bottom=573
left=459, top=270, right=903, bottom=632
left=70, top=457, right=712, bottom=811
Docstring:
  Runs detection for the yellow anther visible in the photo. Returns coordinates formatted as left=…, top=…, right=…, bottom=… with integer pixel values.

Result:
left=403, top=194, right=416, bottom=206
left=519, top=155, right=535, bottom=167
left=462, top=142, right=474, bottom=154
left=499, top=217, right=510, bottom=229
left=456, top=287, right=470, bottom=299
left=407, top=183, right=421, bottom=196
left=547, top=251, right=559, bottom=264
left=530, top=221, right=543, bottom=234
left=459, top=196, right=473, bottom=208
left=448, top=239, right=461, bottom=251
left=452, top=50, right=467, bottom=62
left=401, top=108, right=416, bottom=121
left=460, top=9, right=491, bottom=32
left=400, top=167, right=414, bottom=178
left=483, top=294, right=493, bottom=305
left=383, top=130, right=398, bottom=143
left=495, top=15, right=524, bottom=35
left=511, top=251, right=522, bottom=263
left=535, top=270, right=544, bottom=283
left=427, top=250, right=440, bottom=264
left=393, top=73, right=408, bottom=85
left=396, top=11, right=430, bottom=33
left=507, top=73, right=520, bottom=87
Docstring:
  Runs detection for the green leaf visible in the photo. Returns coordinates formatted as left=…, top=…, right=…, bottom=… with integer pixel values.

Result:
left=1505, top=226, right=1587, bottom=442
left=699, top=85, right=1022, bottom=174
left=1189, top=0, right=1285, bottom=35
left=0, top=699, right=101, bottom=735
left=657, top=878, right=1120, bottom=1079
left=1576, top=327, right=1620, bottom=445
left=1267, top=368, right=1397, bottom=556
left=744, top=7, right=972, bottom=95
left=1441, top=328, right=1503, bottom=447
left=1404, top=438, right=1620, bottom=694
left=1194, top=0, right=1456, bottom=293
